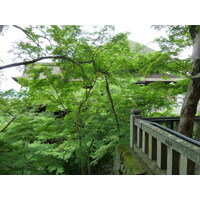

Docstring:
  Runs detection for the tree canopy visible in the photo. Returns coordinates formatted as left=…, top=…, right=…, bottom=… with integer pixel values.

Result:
left=152, top=25, right=200, bottom=137
left=0, top=25, right=194, bottom=174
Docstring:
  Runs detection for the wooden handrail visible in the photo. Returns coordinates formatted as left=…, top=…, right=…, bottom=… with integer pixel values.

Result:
left=142, top=116, right=200, bottom=122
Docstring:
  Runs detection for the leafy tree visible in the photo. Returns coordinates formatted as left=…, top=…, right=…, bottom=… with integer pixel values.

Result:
left=0, top=25, right=181, bottom=174
left=153, top=25, right=200, bottom=138
left=0, top=26, right=131, bottom=174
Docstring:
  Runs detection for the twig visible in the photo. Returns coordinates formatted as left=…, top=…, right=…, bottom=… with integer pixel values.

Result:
left=0, top=56, right=93, bottom=70
left=0, top=116, right=16, bottom=133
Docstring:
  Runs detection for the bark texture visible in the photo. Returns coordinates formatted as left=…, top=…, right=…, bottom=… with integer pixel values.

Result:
left=179, top=25, right=200, bottom=138
left=179, top=82, right=200, bottom=137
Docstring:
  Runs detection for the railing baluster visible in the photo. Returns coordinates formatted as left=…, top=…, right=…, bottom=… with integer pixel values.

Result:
left=130, top=113, right=134, bottom=149
left=167, top=147, right=173, bottom=175
left=179, top=155, right=196, bottom=175
left=137, top=127, right=139, bottom=148
left=148, top=135, right=153, bottom=160
left=142, top=131, right=148, bottom=154
left=131, top=110, right=142, bottom=150
left=157, top=140, right=162, bottom=169
left=179, top=155, right=188, bottom=175
left=142, top=130, right=145, bottom=153
left=137, top=127, right=142, bottom=148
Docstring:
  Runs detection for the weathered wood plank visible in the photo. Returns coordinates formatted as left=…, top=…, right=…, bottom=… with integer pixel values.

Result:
left=130, top=114, right=134, bottom=149
left=167, top=147, right=173, bottom=175
left=142, top=131, right=148, bottom=154
left=179, top=155, right=188, bottom=175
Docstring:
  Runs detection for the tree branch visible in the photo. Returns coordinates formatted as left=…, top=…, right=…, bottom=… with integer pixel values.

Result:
left=0, top=56, right=93, bottom=70
left=13, top=25, right=37, bottom=44
left=170, top=59, right=191, bottom=78
left=0, top=116, right=16, bottom=133
left=13, top=25, right=52, bottom=56
left=104, top=75, right=120, bottom=132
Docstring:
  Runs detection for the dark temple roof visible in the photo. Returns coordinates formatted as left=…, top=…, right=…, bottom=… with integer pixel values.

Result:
left=135, top=74, right=183, bottom=85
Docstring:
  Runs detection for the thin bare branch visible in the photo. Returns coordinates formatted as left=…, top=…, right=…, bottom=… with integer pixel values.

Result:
left=13, top=25, right=36, bottom=42
left=0, top=116, right=16, bottom=133
left=170, top=59, right=191, bottom=78
left=0, top=56, right=93, bottom=70
left=104, top=75, right=120, bottom=132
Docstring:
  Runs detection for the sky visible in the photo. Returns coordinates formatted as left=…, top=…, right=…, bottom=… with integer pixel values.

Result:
left=0, top=25, right=192, bottom=91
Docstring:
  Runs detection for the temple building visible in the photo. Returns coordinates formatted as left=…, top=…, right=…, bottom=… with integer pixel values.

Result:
left=135, top=73, right=183, bottom=85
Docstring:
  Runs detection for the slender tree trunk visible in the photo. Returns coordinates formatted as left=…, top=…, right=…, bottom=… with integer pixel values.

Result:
left=179, top=25, right=200, bottom=138
left=0, top=25, right=4, bottom=34
left=179, top=82, right=200, bottom=137
left=104, top=75, right=120, bottom=132
left=75, top=87, right=94, bottom=175
left=0, top=116, right=16, bottom=132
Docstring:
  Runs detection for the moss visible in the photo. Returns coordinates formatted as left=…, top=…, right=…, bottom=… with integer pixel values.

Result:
left=116, top=145, right=147, bottom=175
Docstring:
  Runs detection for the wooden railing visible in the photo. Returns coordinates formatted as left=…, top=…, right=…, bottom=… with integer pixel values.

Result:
left=142, top=116, right=200, bottom=140
left=130, top=111, right=200, bottom=175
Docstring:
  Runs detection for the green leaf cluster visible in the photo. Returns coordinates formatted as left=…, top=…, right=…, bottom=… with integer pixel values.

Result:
left=0, top=25, right=188, bottom=174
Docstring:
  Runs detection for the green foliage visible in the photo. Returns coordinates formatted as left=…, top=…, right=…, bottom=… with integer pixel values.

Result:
left=0, top=25, right=188, bottom=174
left=152, top=25, right=192, bottom=54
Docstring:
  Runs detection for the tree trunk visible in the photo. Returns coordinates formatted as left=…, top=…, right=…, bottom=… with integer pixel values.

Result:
left=0, top=25, right=4, bottom=34
left=179, top=26, right=200, bottom=138
left=104, top=75, right=120, bottom=132
left=179, top=81, right=200, bottom=137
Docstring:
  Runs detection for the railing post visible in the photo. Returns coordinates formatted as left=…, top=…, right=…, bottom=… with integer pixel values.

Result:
left=137, top=127, right=143, bottom=148
left=142, top=130, right=148, bottom=154
left=130, top=111, right=134, bottom=149
left=148, top=135, right=153, bottom=160
left=157, top=140, right=162, bottom=169
left=130, top=109, right=141, bottom=149
left=179, top=155, right=188, bottom=175
left=167, top=147, right=173, bottom=175
left=180, top=156, right=197, bottom=175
